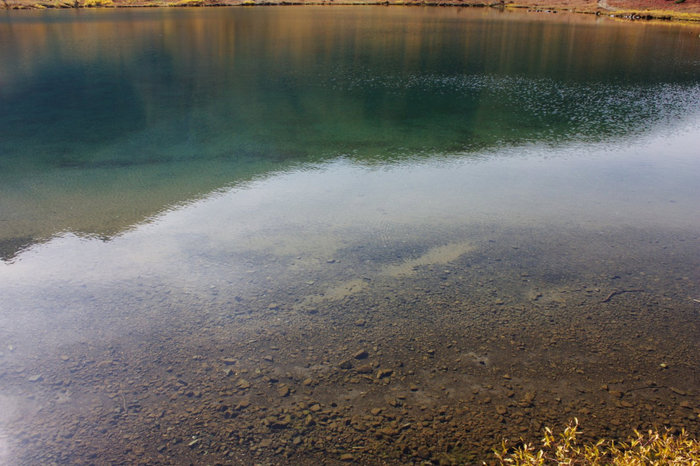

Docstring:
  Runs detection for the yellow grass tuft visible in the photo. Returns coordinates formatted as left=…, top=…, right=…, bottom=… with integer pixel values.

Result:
left=494, top=418, right=700, bottom=465
left=81, top=0, right=114, bottom=6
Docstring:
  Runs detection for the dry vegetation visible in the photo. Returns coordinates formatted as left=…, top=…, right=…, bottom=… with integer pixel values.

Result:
left=495, top=419, right=700, bottom=465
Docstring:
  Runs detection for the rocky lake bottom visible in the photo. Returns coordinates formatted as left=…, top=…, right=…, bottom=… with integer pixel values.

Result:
left=1, top=224, right=698, bottom=465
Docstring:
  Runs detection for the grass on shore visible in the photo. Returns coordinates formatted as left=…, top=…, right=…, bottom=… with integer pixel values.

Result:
left=607, top=9, right=700, bottom=22
left=494, top=419, right=700, bottom=465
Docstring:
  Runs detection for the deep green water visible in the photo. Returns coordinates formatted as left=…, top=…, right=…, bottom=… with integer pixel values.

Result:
left=1, top=8, right=700, bottom=255
left=0, top=7, right=699, bottom=465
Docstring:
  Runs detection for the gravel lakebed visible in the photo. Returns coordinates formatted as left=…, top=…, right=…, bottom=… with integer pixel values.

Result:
left=1, top=225, right=698, bottom=464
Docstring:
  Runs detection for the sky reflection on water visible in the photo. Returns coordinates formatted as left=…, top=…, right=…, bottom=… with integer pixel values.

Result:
left=2, top=114, right=699, bottom=352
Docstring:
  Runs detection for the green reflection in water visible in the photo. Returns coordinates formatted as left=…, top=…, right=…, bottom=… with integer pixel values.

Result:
left=0, top=7, right=699, bottom=257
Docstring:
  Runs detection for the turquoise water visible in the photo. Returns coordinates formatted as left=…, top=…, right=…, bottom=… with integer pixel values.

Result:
left=0, top=7, right=699, bottom=465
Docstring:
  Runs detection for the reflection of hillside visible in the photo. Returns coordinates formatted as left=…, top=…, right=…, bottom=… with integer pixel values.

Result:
left=0, top=155, right=293, bottom=261
left=2, top=8, right=699, bottom=90
left=1, top=8, right=699, bottom=260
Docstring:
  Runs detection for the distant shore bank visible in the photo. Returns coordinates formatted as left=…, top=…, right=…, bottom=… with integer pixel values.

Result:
left=3, top=0, right=700, bottom=23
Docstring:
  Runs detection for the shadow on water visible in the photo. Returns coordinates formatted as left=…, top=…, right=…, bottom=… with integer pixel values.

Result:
left=0, top=236, right=33, bottom=262
left=0, top=63, right=146, bottom=159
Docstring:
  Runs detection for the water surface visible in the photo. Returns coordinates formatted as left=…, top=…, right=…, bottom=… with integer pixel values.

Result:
left=0, top=7, right=699, bottom=465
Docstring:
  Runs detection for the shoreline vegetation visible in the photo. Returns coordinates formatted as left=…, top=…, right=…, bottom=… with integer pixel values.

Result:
left=495, top=419, right=700, bottom=464
left=3, top=0, right=700, bottom=23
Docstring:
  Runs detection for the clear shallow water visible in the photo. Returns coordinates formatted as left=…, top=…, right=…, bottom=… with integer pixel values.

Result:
left=0, top=7, right=699, bottom=465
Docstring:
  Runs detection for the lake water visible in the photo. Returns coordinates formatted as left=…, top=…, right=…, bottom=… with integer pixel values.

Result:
left=0, top=6, right=699, bottom=464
